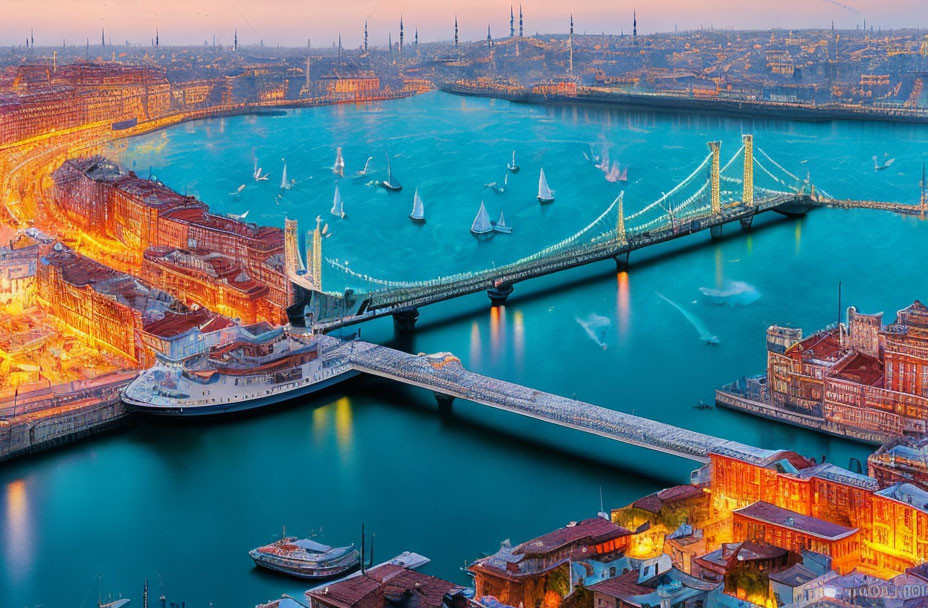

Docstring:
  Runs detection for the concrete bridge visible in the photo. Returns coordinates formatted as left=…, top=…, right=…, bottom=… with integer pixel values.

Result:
left=284, top=137, right=924, bottom=332
left=343, top=338, right=776, bottom=464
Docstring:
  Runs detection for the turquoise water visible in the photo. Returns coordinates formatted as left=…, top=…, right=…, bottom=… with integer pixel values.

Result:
left=3, top=92, right=928, bottom=607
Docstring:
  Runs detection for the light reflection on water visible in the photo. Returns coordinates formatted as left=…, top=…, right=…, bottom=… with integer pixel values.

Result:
left=4, top=479, right=31, bottom=583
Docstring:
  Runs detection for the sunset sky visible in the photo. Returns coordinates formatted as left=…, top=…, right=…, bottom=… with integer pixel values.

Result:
left=1, top=0, right=923, bottom=48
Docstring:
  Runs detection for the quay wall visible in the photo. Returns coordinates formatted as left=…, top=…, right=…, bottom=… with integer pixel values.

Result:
left=715, top=388, right=890, bottom=446
left=440, top=84, right=928, bottom=125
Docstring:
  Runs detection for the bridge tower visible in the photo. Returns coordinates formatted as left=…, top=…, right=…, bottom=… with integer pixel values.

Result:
left=615, top=191, right=626, bottom=243
left=742, top=134, right=754, bottom=207
left=308, top=217, right=323, bottom=292
left=284, top=218, right=305, bottom=276
left=708, top=141, right=721, bottom=215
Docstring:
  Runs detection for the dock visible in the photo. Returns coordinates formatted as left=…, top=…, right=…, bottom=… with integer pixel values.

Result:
left=345, top=340, right=772, bottom=464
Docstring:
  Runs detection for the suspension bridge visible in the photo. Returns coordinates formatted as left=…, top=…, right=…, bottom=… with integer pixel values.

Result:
left=284, top=136, right=926, bottom=332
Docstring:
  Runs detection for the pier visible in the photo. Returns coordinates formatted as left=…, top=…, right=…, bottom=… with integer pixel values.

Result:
left=289, top=137, right=924, bottom=332
left=345, top=339, right=772, bottom=464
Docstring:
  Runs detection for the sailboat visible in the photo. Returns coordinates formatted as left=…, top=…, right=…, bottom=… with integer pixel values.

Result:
left=229, top=184, right=246, bottom=196
left=485, top=173, right=507, bottom=194
left=470, top=201, right=494, bottom=239
left=226, top=210, right=250, bottom=221
left=507, top=150, right=520, bottom=173
left=537, top=168, right=555, bottom=203
left=873, top=154, right=895, bottom=171
left=253, top=159, right=269, bottom=182
left=331, top=184, right=346, bottom=218
left=280, top=160, right=292, bottom=190
left=409, top=188, right=426, bottom=223
left=605, top=162, right=628, bottom=183
left=333, top=147, right=345, bottom=177
left=381, top=154, right=402, bottom=191
left=353, top=156, right=373, bottom=180
left=493, top=211, right=512, bottom=234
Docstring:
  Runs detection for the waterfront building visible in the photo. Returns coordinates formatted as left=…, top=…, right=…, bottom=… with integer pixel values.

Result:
left=35, top=241, right=230, bottom=366
left=868, top=436, right=928, bottom=490
left=0, top=226, right=37, bottom=301
left=305, top=563, right=468, bottom=608
left=470, top=517, right=633, bottom=608
left=693, top=541, right=792, bottom=585
left=51, top=157, right=289, bottom=322
left=721, top=302, right=928, bottom=443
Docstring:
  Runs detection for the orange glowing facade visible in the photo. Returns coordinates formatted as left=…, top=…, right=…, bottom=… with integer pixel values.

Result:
left=709, top=449, right=928, bottom=576
left=765, top=302, right=928, bottom=438
left=51, top=157, right=289, bottom=322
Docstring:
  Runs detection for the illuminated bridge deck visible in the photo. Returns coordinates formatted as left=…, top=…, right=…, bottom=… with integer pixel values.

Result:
left=344, top=339, right=774, bottom=464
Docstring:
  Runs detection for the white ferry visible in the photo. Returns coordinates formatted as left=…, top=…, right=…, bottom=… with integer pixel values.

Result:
left=122, top=327, right=357, bottom=416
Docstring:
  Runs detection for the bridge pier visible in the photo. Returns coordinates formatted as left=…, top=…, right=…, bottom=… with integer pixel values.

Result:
left=392, top=308, right=420, bottom=332
left=435, top=393, right=454, bottom=415
left=487, top=284, right=514, bottom=306
left=614, top=251, right=630, bottom=272
left=739, top=216, right=754, bottom=230
left=710, top=225, right=723, bottom=240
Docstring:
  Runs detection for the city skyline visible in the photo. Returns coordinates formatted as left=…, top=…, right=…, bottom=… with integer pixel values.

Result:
left=1, top=0, right=924, bottom=48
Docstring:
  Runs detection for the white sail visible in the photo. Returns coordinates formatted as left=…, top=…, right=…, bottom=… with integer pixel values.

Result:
left=410, top=188, right=425, bottom=221
left=280, top=163, right=289, bottom=189
left=334, top=147, right=345, bottom=175
left=494, top=210, right=512, bottom=234
left=331, top=185, right=345, bottom=218
left=471, top=201, right=493, bottom=234
left=538, top=168, right=555, bottom=201
left=497, top=211, right=507, bottom=227
left=361, top=157, right=372, bottom=175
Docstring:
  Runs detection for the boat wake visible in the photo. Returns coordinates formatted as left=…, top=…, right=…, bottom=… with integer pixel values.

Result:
left=699, top=281, right=761, bottom=307
left=656, top=292, right=719, bottom=345
left=575, top=313, right=612, bottom=350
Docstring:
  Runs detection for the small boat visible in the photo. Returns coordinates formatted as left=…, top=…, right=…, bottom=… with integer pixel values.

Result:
left=280, top=160, right=292, bottom=190
left=693, top=401, right=714, bottom=410
left=873, top=154, right=895, bottom=171
left=229, top=184, right=246, bottom=196
left=331, top=184, right=346, bottom=218
left=485, top=174, right=507, bottom=195
left=507, top=150, right=520, bottom=173
left=353, top=156, right=373, bottom=180
left=254, top=159, right=270, bottom=182
left=249, top=533, right=360, bottom=580
left=333, top=147, right=345, bottom=177
left=537, top=168, right=555, bottom=203
left=471, top=201, right=494, bottom=239
left=492, top=211, right=512, bottom=234
left=227, top=210, right=249, bottom=221
left=381, top=155, right=402, bottom=191
left=409, top=188, right=426, bottom=223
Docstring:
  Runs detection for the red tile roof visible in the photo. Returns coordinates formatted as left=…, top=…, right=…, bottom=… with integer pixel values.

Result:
left=588, top=570, right=652, bottom=599
left=306, top=565, right=463, bottom=608
left=734, top=502, right=858, bottom=541
left=830, top=352, right=884, bottom=387
left=516, top=518, right=631, bottom=556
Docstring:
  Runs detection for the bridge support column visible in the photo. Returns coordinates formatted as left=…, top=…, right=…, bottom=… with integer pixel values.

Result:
left=739, top=216, right=753, bottom=230
left=710, top=225, right=723, bottom=240
left=614, top=251, right=630, bottom=272
left=487, top=284, right=514, bottom=306
left=435, top=393, right=454, bottom=415
left=393, top=308, right=420, bottom=332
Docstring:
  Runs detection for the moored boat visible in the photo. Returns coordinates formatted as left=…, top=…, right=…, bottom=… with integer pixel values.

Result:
left=537, top=168, right=555, bottom=203
left=507, top=150, right=520, bottom=173
left=492, top=211, right=512, bottom=234
left=249, top=534, right=360, bottom=580
left=122, top=330, right=358, bottom=416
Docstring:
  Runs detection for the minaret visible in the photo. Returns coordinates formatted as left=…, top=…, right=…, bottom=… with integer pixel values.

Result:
left=234, top=29, right=238, bottom=51
left=305, top=56, right=311, bottom=94
left=30, top=28, right=34, bottom=47
left=633, top=11, right=637, bottom=45
left=510, top=6, right=515, bottom=37
left=568, top=14, right=574, bottom=74
left=101, top=27, right=105, bottom=47
left=519, top=5, right=523, bottom=37
left=364, top=21, right=368, bottom=52
left=388, top=31, right=392, bottom=55
left=155, top=28, right=159, bottom=47
left=454, top=15, right=459, bottom=47
left=399, top=16, right=404, bottom=54
left=487, top=25, right=492, bottom=48
left=415, top=29, right=418, bottom=46
left=337, top=33, right=342, bottom=60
